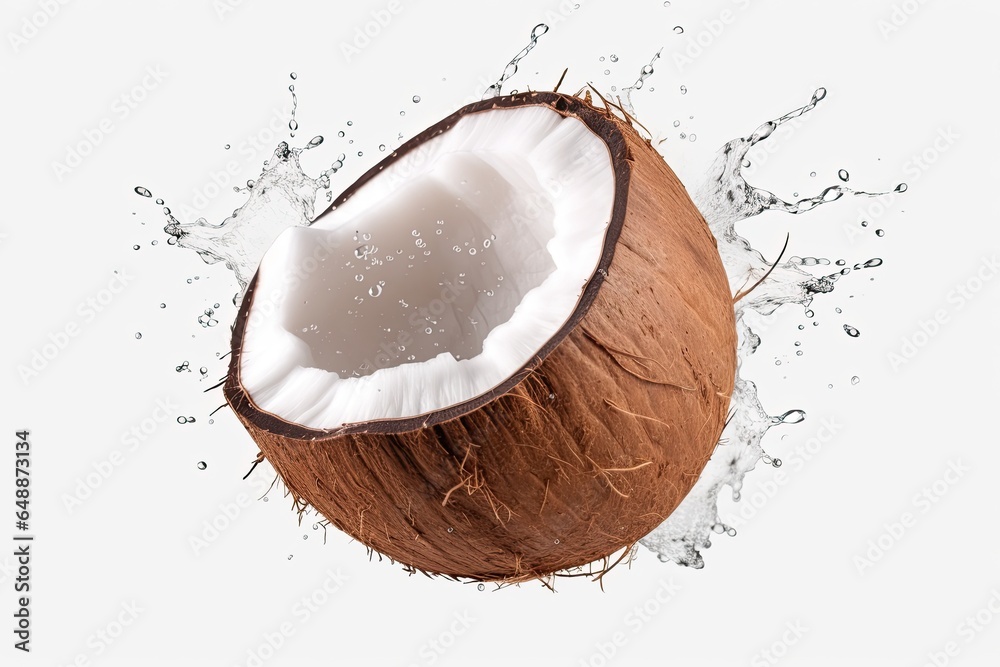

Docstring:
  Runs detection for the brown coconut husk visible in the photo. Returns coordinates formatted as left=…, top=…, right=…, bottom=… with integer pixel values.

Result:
left=225, top=91, right=736, bottom=582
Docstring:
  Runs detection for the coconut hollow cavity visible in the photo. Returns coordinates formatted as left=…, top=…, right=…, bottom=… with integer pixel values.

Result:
left=239, top=105, right=616, bottom=431
left=226, top=91, right=737, bottom=581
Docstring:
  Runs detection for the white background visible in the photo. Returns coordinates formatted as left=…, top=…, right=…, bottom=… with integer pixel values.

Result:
left=2, top=1, right=998, bottom=665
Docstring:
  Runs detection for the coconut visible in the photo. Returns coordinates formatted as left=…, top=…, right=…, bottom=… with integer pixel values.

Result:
left=224, top=90, right=736, bottom=581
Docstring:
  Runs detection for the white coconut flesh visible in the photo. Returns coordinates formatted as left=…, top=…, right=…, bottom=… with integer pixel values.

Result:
left=240, top=105, right=616, bottom=429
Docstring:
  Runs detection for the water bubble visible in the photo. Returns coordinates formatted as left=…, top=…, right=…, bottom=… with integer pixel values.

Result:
left=425, top=328, right=433, bottom=335
left=197, top=461, right=207, bottom=470
left=478, top=583, right=486, bottom=591
left=861, top=220, right=869, bottom=227
left=354, top=274, right=364, bottom=282
left=412, top=95, right=421, bottom=103
left=679, top=85, right=687, bottom=94
left=689, top=134, right=697, bottom=142
left=134, top=332, right=142, bottom=339
left=224, top=144, right=230, bottom=150
left=134, top=186, right=152, bottom=197
left=771, top=458, right=782, bottom=468
left=895, top=183, right=908, bottom=192
left=838, top=169, right=850, bottom=182
left=875, top=229, right=885, bottom=237
left=604, top=69, right=611, bottom=75
left=133, top=244, right=140, bottom=250
left=610, top=54, right=619, bottom=62
left=160, top=303, right=166, bottom=308
left=447, top=527, right=454, bottom=533
left=177, top=416, right=189, bottom=424
left=200, top=367, right=208, bottom=375
left=864, top=258, right=883, bottom=268
left=369, top=284, right=383, bottom=298
left=843, top=324, right=861, bottom=338
left=809, top=171, right=817, bottom=177
left=673, top=25, right=684, bottom=34
left=851, top=376, right=860, bottom=385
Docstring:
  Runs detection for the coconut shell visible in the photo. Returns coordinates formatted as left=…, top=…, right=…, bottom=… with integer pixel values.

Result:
left=225, top=91, right=736, bottom=581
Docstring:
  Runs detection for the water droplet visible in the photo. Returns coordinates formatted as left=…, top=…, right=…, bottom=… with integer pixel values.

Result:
left=134, top=186, right=152, bottom=198
left=133, top=244, right=140, bottom=250
left=447, top=527, right=454, bottom=533
left=809, top=171, right=817, bottom=177
left=895, top=183, right=908, bottom=192
left=197, top=461, right=207, bottom=470
left=851, top=376, right=860, bottom=385
left=477, top=583, right=486, bottom=591
left=875, top=229, right=885, bottom=237
left=610, top=54, right=619, bottom=62
left=771, top=458, right=782, bottom=468
left=224, top=144, right=230, bottom=150
left=412, top=95, right=421, bottom=103
left=369, top=284, right=383, bottom=297
left=673, top=25, right=684, bottom=34
left=177, top=416, right=188, bottom=424
left=160, top=303, right=166, bottom=309
left=775, top=409, right=806, bottom=424
left=679, top=85, right=688, bottom=95
left=838, top=169, right=849, bottom=182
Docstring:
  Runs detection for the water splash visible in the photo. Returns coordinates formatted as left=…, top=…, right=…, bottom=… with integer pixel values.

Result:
left=162, top=142, right=345, bottom=302
left=621, top=49, right=662, bottom=117
left=482, top=24, right=549, bottom=99
left=639, top=89, right=903, bottom=567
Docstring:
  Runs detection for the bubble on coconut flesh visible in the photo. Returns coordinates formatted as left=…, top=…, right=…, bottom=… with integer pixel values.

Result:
left=147, top=74, right=893, bottom=571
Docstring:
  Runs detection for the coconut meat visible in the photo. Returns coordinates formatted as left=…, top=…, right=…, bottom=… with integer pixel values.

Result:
left=240, top=105, right=615, bottom=429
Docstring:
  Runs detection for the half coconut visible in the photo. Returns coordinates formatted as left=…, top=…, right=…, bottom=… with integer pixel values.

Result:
left=226, top=91, right=736, bottom=581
